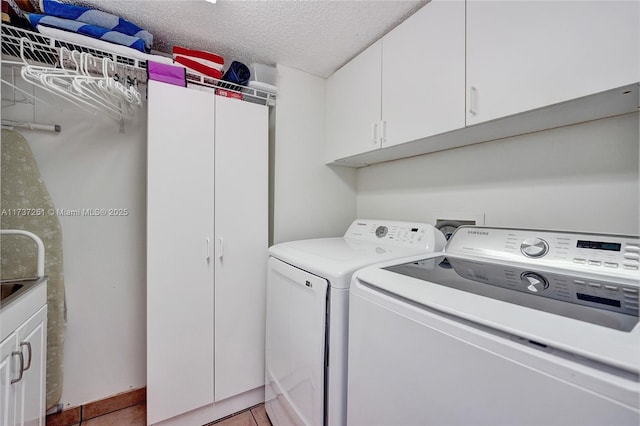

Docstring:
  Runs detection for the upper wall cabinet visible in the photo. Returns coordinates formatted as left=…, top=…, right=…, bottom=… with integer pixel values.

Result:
left=326, top=0, right=465, bottom=163
left=466, top=0, right=640, bottom=125
left=326, top=0, right=639, bottom=167
left=326, top=40, right=382, bottom=162
left=382, top=0, right=465, bottom=148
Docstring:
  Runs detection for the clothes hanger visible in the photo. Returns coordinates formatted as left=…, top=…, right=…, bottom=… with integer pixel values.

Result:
left=17, top=38, right=141, bottom=123
left=19, top=66, right=97, bottom=116
left=23, top=47, right=122, bottom=119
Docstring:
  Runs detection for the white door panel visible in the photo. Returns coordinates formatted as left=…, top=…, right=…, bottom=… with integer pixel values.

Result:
left=0, top=334, right=18, bottom=426
left=326, top=40, right=382, bottom=162
left=214, top=96, right=268, bottom=402
left=147, top=80, right=215, bottom=424
left=466, top=1, right=640, bottom=125
left=17, top=306, right=47, bottom=426
left=382, top=0, right=465, bottom=147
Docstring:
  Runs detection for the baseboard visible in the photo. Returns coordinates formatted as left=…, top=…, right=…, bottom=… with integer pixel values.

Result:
left=46, top=387, right=146, bottom=426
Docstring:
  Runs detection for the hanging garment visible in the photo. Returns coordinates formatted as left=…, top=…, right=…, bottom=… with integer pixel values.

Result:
left=1, top=129, right=65, bottom=410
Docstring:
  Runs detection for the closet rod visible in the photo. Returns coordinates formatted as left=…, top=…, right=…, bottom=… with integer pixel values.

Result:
left=1, top=120, right=61, bottom=133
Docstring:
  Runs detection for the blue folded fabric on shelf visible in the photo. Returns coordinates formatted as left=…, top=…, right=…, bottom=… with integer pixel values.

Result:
left=39, top=0, right=152, bottom=51
left=222, top=61, right=251, bottom=85
left=27, top=13, right=146, bottom=53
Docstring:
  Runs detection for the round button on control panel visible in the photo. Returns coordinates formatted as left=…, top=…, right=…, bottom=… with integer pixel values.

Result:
left=521, top=272, right=549, bottom=293
left=375, top=226, right=388, bottom=238
left=520, top=238, right=549, bottom=258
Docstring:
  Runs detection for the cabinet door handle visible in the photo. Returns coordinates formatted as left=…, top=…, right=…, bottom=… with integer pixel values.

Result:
left=11, top=350, right=24, bottom=384
left=205, top=238, right=211, bottom=262
left=380, top=121, right=387, bottom=145
left=217, top=237, right=224, bottom=260
left=20, top=341, right=32, bottom=371
left=371, top=122, right=378, bottom=145
left=469, top=86, right=478, bottom=116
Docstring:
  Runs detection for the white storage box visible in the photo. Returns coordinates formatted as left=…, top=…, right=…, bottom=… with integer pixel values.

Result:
left=247, top=62, right=277, bottom=103
left=249, top=63, right=278, bottom=86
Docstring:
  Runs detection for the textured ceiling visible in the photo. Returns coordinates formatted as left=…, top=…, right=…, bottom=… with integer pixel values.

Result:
left=69, top=0, right=428, bottom=78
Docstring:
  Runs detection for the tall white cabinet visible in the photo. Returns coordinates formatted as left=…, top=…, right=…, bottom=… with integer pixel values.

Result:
left=147, top=81, right=268, bottom=425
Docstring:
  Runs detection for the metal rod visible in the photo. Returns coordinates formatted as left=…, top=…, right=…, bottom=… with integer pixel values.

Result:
left=1, top=120, right=61, bottom=133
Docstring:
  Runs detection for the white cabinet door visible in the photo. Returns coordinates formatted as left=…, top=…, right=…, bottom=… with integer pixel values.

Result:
left=382, top=0, right=465, bottom=147
left=214, top=96, right=268, bottom=402
left=466, top=0, right=640, bottom=125
left=326, top=40, right=382, bottom=162
left=147, top=80, right=215, bottom=424
left=16, top=306, right=46, bottom=426
left=0, top=333, right=18, bottom=426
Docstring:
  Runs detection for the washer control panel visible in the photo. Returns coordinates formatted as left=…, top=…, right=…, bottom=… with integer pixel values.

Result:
left=444, top=256, right=639, bottom=320
left=520, top=237, right=549, bottom=258
left=344, top=219, right=446, bottom=251
left=446, top=226, right=640, bottom=276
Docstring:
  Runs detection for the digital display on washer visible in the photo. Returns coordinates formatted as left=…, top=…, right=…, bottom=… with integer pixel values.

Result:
left=384, top=256, right=639, bottom=332
left=576, top=240, right=621, bottom=251
left=576, top=293, right=621, bottom=307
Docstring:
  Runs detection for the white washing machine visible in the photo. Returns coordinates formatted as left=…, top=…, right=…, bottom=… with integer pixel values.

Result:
left=348, top=226, right=640, bottom=426
left=264, top=219, right=446, bottom=426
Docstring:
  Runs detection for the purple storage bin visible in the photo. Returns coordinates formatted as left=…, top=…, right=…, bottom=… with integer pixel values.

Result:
left=147, top=61, right=186, bottom=87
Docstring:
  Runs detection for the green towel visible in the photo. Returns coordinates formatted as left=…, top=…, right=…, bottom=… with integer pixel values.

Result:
left=1, top=129, right=65, bottom=409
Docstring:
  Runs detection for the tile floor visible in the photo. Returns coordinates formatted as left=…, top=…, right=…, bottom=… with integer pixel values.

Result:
left=66, top=403, right=271, bottom=426
left=206, top=405, right=272, bottom=426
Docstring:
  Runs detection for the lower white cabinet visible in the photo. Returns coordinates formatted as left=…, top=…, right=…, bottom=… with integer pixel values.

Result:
left=147, top=81, right=268, bottom=425
left=0, top=305, right=47, bottom=426
left=0, top=333, right=19, bottom=426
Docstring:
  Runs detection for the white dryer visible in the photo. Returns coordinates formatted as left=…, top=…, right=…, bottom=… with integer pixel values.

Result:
left=264, top=219, right=446, bottom=426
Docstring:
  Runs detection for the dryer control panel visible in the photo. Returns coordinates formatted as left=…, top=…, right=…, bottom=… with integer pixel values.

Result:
left=447, top=226, right=640, bottom=278
left=344, top=219, right=446, bottom=251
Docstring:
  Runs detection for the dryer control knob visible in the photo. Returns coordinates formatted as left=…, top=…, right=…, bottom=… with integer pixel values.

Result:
left=520, top=238, right=549, bottom=258
left=521, top=272, right=549, bottom=293
left=375, top=226, right=388, bottom=238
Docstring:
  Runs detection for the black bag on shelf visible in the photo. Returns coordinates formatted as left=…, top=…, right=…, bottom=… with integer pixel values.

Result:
left=219, top=60, right=250, bottom=91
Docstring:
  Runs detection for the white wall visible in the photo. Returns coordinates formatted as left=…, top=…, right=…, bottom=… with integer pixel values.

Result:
left=357, top=112, right=639, bottom=235
left=272, top=65, right=357, bottom=244
left=2, top=62, right=358, bottom=410
left=2, top=72, right=147, bottom=407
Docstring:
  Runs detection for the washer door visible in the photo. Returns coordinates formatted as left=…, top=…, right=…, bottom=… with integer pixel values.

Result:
left=265, top=257, right=329, bottom=426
